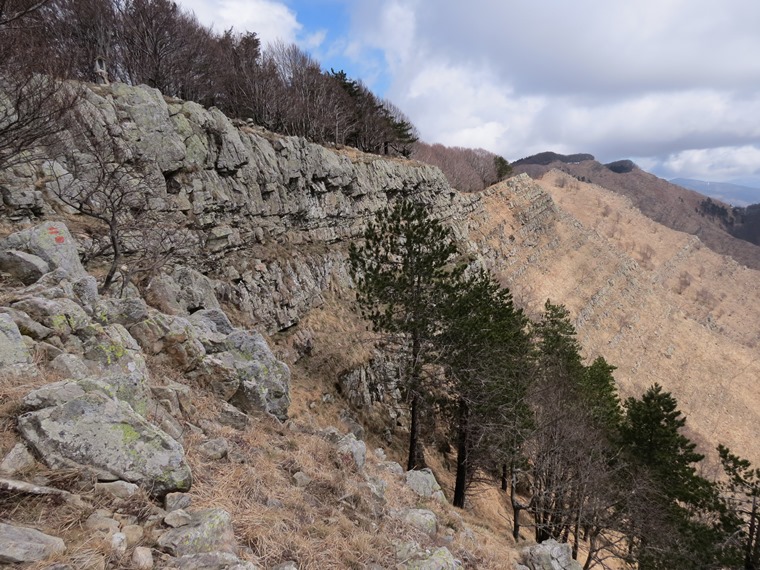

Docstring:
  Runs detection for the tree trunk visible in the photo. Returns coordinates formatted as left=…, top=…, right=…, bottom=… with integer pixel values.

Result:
left=407, top=391, right=425, bottom=471
left=501, top=464, right=508, bottom=492
left=101, top=220, right=121, bottom=293
left=453, top=398, right=469, bottom=508
left=747, top=495, right=757, bottom=570
left=511, top=470, right=524, bottom=541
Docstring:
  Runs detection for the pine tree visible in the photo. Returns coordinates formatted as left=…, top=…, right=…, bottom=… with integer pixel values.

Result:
left=348, top=200, right=461, bottom=471
left=437, top=270, right=533, bottom=508
left=718, top=445, right=760, bottom=569
left=621, top=385, right=727, bottom=569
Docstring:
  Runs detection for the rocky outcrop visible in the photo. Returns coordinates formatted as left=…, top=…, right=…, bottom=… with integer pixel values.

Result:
left=518, top=539, right=583, bottom=570
left=0, top=221, right=292, bottom=498
left=1, top=82, right=479, bottom=336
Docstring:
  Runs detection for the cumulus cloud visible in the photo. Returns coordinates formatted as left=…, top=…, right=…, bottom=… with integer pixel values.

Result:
left=178, top=0, right=301, bottom=45
left=341, top=0, right=760, bottom=184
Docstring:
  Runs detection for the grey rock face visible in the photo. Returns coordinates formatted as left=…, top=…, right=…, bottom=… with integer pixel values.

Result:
left=404, top=547, right=461, bottom=569
left=0, top=313, right=32, bottom=367
left=48, top=353, right=90, bottom=379
left=520, top=539, right=583, bottom=570
left=0, top=306, right=53, bottom=340
left=145, top=266, right=219, bottom=316
left=0, top=522, right=66, bottom=564
left=405, top=469, right=447, bottom=504
left=225, top=330, right=291, bottom=420
left=0, top=222, right=86, bottom=278
left=399, top=509, right=438, bottom=536
left=157, top=508, right=236, bottom=557
left=18, top=391, right=191, bottom=496
left=129, top=312, right=206, bottom=372
left=11, top=296, right=89, bottom=339
left=192, top=329, right=291, bottom=421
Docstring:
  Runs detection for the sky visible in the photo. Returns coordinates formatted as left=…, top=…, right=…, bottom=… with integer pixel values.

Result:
left=177, top=0, right=760, bottom=196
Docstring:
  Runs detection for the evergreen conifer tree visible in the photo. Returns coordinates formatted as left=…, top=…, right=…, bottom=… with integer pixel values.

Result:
left=348, top=200, right=461, bottom=470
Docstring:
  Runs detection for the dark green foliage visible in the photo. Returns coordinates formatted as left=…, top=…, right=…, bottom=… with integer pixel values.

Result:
left=605, top=159, right=637, bottom=174
left=621, top=384, right=708, bottom=506
left=718, top=445, right=760, bottom=569
left=348, top=199, right=462, bottom=470
left=535, top=300, right=584, bottom=382
left=512, top=151, right=595, bottom=167
left=494, top=155, right=513, bottom=179
left=620, top=385, right=734, bottom=569
left=579, top=356, right=621, bottom=433
left=437, top=270, right=533, bottom=507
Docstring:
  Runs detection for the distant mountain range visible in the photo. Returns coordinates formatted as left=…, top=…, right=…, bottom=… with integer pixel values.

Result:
left=512, top=152, right=760, bottom=270
left=670, top=178, right=760, bottom=207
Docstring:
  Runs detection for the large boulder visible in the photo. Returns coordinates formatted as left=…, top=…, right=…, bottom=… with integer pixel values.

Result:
left=336, top=433, right=366, bottom=470
left=0, top=522, right=66, bottom=564
left=18, top=390, right=191, bottom=497
left=192, top=330, right=290, bottom=421
left=519, top=539, right=583, bottom=570
left=0, top=313, right=32, bottom=367
left=405, top=469, right=447, bottom=504
left=145, top=266, right=220, bottom=315
left=11, top=296, right=89, bottom=339
left=129, top=312, right=206, bottom=372
left=82, top=324, right=153, bottom=416
left=0, top=222, right=86, bottom=278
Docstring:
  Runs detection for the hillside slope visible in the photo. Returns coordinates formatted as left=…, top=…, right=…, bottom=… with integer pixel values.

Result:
left=455, top=173, right=760, bottom=465
left=513, top=156, right=760, bottom=270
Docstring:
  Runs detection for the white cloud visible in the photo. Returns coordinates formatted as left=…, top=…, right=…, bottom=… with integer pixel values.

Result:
left=341, top=0, right=760, bottom=180
left=661, top=146, right=760, bottom=180
left=177, top=0, right=301, bottom=45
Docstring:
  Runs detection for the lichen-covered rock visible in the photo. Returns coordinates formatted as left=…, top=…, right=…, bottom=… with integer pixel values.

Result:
left=405, top=469, right=447, bottom=504
left=18, top=390, right=191, bottom=496
left=0, top=522, right=66, bottom=564
left=157, top=508, right=236, bottom=557
left=399, top=509, right=438, bottom=536
left=145, top=266, right=219, bottom=316
left=0, top=313, right=32, bottom=367
left=188, top=308, right=234, bottom=352
left=129, top=312, right=206, bottom=371
left=11, top=296, right=89, bottom=339
left=191, top=329, right=290, bottom=420
left=82, top=324, right=153, bottom=416
left=198, top=438, right=229, bottom=460
left=0, top=249, right=49, bottom=284
left=22, top=378, right=113, bottom=410
left=519, top=540, right=582, bottom=570
left=93, top=296, right=149, bottom=327
left=404, top=547, right=461, bottom=569
left=0, top=307, right=53, bottom=340
left=225, top=330, right=290, bottom=420
left=0, top=222, right=86, bottom=278
left=48, top=353, right=90, bottom=379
